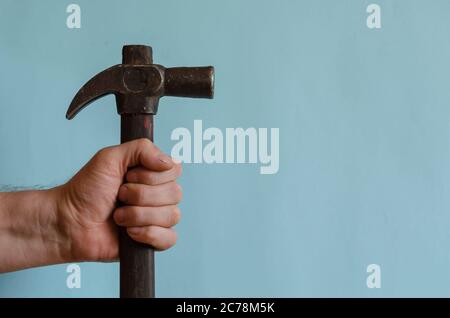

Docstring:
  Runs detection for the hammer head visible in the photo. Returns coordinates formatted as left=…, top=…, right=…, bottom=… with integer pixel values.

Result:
left=66, top=45, right=214, bottom=119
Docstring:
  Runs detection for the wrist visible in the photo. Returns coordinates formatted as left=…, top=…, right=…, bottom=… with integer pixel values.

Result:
left=44, top=186, right=74, bottom=264
left=0, top=187, right=72, bottom=272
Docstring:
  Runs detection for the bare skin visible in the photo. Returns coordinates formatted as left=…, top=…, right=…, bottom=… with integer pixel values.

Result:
left=0, top=139, right=182, bottom=273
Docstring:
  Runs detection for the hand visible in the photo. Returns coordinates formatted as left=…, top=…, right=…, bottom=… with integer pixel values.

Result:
left=57, top=138, right=182, bottom=262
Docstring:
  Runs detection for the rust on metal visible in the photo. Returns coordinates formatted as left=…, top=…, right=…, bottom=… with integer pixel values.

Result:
left=67, top=46, right=214, bottom=119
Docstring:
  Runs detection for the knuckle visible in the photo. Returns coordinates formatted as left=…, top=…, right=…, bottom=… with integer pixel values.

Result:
left=96, top=146, right=111, bottom=158
left=168, top=206, right=181, bottom=226
left=127, top=206, right=141, bottom=224
left=137, top=138, right=152, bottom=149
left=113, top=208, right=125, bottom=223
left=168, top=182, right=182, bottom=201
left=133, top=186, right=146, bottom=203
left=176, top=164, right=183, bottom=178
left=173, top=206, right=181, bottom=224
left=174, top=183, right=183, bottom=202
left=95, top=147, right=116, bottom=166
left=144, top=172, right=156, bottom=185
left=126, top=170, right=137, bottom=182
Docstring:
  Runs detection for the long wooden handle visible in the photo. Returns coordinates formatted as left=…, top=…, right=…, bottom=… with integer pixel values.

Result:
left=119, top=113, right=155, bottom=298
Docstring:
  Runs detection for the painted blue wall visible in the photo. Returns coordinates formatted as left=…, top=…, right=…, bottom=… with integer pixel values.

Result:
left=1, top=0, right=450, bottom=297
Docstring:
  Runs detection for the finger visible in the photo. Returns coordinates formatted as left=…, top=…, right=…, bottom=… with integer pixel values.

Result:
left=127, top=226, right=178, bottom=250
left=118, top=181, right=182, bottom=206
left=107, top=138, right=174, bottom=174
left=114, top=205, right=181, bottom=228
left=126, top=163, right=182, bottom=186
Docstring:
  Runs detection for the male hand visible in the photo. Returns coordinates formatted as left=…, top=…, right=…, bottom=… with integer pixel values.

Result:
left=57, top=138, right=182, bottom=262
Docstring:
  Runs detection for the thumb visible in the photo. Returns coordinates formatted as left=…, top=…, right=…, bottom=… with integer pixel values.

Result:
left=108, top=138, right=174, bottom=174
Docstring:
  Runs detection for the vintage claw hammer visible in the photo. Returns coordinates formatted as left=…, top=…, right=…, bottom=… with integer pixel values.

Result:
left=66, top=45, right=214, bottom=298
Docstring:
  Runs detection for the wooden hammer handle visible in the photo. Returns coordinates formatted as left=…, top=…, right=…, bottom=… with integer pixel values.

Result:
left=119, top=113, right=155, bottom=298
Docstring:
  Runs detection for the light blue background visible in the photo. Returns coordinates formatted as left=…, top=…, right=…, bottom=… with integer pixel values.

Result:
left=1, top=0, right=450, bottom=297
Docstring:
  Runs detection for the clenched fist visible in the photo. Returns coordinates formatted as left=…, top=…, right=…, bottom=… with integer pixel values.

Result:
left=0, top=139, right=182, bottom=272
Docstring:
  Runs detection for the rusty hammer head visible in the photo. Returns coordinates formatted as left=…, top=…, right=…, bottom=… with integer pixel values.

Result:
left=66, top=45, right=214, bottom=119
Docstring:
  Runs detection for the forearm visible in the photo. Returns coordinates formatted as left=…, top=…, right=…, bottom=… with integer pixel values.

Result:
left=0, top=187, right=70, bottom=272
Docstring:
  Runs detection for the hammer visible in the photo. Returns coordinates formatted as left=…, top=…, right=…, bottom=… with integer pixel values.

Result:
left=66, top=45, right=214, bottom=298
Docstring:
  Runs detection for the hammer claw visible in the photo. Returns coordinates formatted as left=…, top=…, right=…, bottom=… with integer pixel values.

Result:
left=66, top=65, right=124, bottom=119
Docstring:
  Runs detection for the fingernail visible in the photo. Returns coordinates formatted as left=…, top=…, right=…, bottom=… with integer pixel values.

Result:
left=119, top=186, right=128, bottom=201
left=127, top=171, right=137, bottom=183
left=114, top=209, right=125, bottom=223
left=128, top=227, right=142, bottom=235
left=158, top=153, right=171, bottom=164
